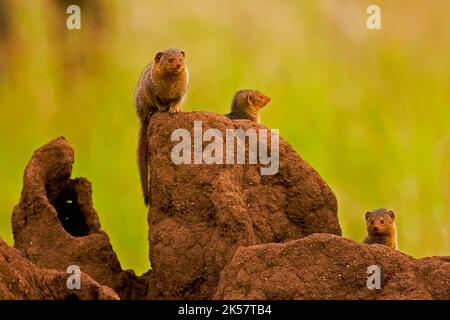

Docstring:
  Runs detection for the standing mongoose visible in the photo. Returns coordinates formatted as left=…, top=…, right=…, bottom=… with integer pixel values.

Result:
left=226, top=89, right=271, bottom=123
left=135, top=48, right=189, bottom=206
left=363, top=208, right=398, bottom=250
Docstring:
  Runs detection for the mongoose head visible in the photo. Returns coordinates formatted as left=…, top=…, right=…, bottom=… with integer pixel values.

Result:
left=232, top=90, right=271, bottom=113
left=153, top=48, right=186, bottom=75
left=365, top=208, right=396, bottom=237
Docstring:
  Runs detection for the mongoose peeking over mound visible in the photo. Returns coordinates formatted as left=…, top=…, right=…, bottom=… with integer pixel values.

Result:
left=135, top=48, right=189, bottom=206
left=363, top=208, right=398, bottom=250
left=226, top=89, right=271, bottom=123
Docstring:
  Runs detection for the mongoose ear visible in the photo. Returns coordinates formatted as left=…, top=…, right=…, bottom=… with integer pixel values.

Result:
left=247, top=91, right=255, bottom=105
left=365, top=211, right=371, bottom=221
left=387, top=210, right=395, bottom=220
left=180, top=50, right=185, bottom=58
left=154, top=51, right=164, bottom=63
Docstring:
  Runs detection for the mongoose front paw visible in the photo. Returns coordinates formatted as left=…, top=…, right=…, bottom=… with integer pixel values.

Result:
left=169, top=105, right=180, bottom=114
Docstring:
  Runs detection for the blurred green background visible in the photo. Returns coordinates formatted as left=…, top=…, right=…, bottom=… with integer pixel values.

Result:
left=0, top=0, right=449, bottom=275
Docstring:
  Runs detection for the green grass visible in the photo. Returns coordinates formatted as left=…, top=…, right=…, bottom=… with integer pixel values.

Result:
left=0, top=0, right=449, bottom=274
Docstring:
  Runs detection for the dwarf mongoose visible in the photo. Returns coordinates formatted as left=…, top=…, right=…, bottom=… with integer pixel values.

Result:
left=363, top=208, right=398, bottom=250
left=226, top=89, right=271, bottom=123
left=135, top=48, right=189, bottom=206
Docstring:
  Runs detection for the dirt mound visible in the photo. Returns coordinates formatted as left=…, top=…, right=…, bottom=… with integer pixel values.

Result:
left=214, top=233, right=450, bottom=300
left=0, top=237, right=118, bottom=299
left=11, top=137, right=148, bottom=299
left=4, top=115, right=448, bottom=300
left=146, top=112, right=341, bottom=299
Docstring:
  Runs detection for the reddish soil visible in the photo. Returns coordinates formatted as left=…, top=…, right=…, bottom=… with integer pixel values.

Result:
left=0, top=237, right=118, bottom=299
left=214, top=234, right=450, bottom=300
left=1, top=112, right=448, bottom=300
left=146, top=112, right=340, bottom=299
left=11, top=137, right=148, bottom=299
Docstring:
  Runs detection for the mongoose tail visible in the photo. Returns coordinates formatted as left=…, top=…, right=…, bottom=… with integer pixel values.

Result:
left=137, top=116, right=151, bottom=206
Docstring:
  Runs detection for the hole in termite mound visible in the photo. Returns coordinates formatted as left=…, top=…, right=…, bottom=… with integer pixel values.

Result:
left=53, top=187, right=90, bottom=237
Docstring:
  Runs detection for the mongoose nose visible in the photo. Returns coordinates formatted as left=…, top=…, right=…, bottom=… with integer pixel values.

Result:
left=373, top=226, right=379, bottom=232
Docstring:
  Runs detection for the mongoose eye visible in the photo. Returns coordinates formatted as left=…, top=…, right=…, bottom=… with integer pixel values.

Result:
left=168, top=58, right=174, bottom=63
left=380, top=220, right=385, bottom=224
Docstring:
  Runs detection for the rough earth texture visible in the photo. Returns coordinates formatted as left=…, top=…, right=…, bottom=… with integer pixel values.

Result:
left=146, top=111, right=341, bottom=299
left=1, top=112, right=449, bottom=300
left=0, top=237, right=118, bottom=299
left=213, top=234, right=450, bottom=300
left=11, top=137, right=148, bottom=299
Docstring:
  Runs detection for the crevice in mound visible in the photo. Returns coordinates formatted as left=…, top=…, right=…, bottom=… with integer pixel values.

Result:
left=65, top=293, right=80, bottom=300
left=180, top=275, right=207, bottom=297
left=52, top=186, right=90, bottom=237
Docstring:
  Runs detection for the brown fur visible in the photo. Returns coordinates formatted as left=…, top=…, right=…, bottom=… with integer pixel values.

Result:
left=363, top=208, right=398, bottom=250
left=135, top=48, right=188, bottom=206
left=226, top=90, right=271, bottom=123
